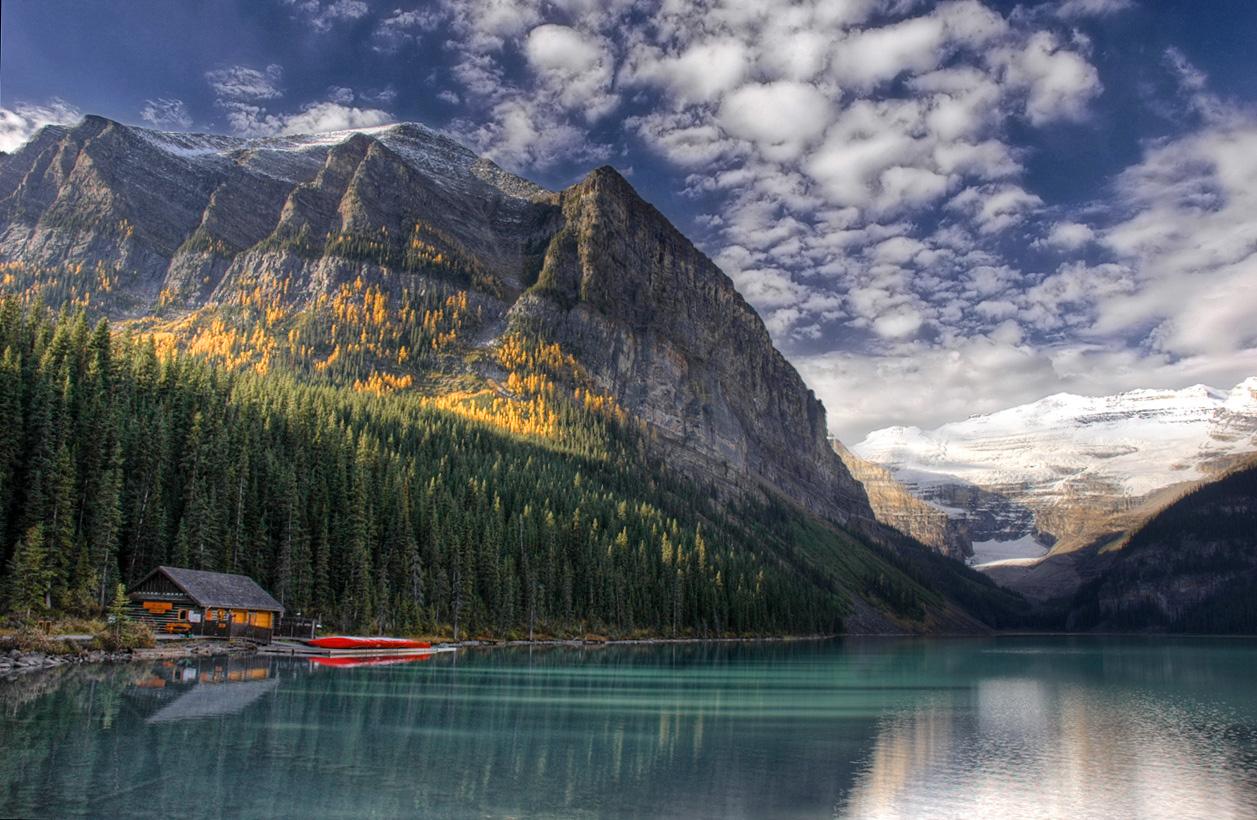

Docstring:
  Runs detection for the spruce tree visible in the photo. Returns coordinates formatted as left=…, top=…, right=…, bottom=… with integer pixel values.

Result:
left=7, top=525, right=51, bottom=619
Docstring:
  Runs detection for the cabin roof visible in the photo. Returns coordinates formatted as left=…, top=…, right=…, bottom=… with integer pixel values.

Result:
left=132, top=566, right=284, bottom=613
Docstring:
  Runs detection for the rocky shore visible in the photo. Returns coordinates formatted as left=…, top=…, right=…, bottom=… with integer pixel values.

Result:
left=0, top=639, right=258, bottom=680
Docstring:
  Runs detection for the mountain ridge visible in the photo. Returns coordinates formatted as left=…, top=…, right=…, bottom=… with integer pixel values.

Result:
left=855, top=379, right=1257, bottom=553
left=0, top=115, right=1037, bottom=634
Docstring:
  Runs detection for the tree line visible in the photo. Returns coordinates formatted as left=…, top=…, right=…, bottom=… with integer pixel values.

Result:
left=0, top=298, right=863, bottom=637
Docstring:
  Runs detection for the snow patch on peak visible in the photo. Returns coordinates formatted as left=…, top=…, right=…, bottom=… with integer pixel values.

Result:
left=1224, top=378, right=1257, bottom=411
left=854, top=377, right=1257, bottom=539
left=127, top=119, right=550, bottom=201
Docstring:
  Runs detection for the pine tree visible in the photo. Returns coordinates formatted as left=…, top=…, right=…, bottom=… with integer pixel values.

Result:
left=7, top=525, right=51, bottom=619
left=108, top=582, right=129, bottom=636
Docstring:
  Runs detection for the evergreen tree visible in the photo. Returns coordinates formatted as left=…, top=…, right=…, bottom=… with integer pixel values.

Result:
left=7, top=525, right=51, bottom=618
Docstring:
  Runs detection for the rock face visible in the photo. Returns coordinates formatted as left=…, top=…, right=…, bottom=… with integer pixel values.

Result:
left=830, top=439, right=970, bottom=559
left=0, top=116, right=556, bottom=314
left=508, top=167, right=875, bottom=527
left=0, top=117, right=878, bottom=532
left=855, top=381, right=1257, bottom=557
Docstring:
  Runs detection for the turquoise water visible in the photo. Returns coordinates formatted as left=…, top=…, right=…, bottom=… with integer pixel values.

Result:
left=2, top=638, right=1256, bottom=819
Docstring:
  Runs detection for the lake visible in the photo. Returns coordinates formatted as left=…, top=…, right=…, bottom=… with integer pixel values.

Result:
left=2, top=637, right=1256, bottom=819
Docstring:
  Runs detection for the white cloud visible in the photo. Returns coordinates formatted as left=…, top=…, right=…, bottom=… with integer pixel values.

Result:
left=1054, top=0, right=1133, bottom=20
left=327, top=86, right=355, bottom=105
left=272, top=102, right=393, bottom=135
left=1096, top=114, right=1257, bottom=358
left=372, top=8, right=440, bottom=52
left=284, top=0, right=369, bottom=33
left=140, top=98, right=193, bottom=129
left=718, top=82, right=834, bottom=160
left=950, top=184, right=1042, bottom=233
left=633, top=39, right=751, bottom=104
left=206, top=65, right=283, bottom=102
left=831, top=15, right=949, bottom=90
left=990, top=31, right=1102, bottom=125
left=524, top=25, right=618, bottom=120
left=0, top=98, right=81, bottom=153
left=873, top=308, right=925, bottom=339
left=455, top=98, right=611, bottom=171
left=205, top=62, right=390, bottom=138
left=1036, top=221, right=1095, bottom=250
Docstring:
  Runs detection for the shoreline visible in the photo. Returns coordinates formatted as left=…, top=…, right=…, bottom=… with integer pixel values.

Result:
left=0, top=638, right=259, bottom=679
left=2, top=633, right=843, bottom=677
left=9, top=630, right=1235, bottom=678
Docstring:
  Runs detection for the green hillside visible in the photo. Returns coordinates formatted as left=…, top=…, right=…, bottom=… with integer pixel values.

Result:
left=0, top=298, right=997, bottom=636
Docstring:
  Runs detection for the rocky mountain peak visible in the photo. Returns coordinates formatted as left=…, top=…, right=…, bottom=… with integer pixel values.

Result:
left=509, top=162, right=876, bottom=528
left=0, top=116, right=881, bottom=534
left=856, top=378, right=1257, bottom=558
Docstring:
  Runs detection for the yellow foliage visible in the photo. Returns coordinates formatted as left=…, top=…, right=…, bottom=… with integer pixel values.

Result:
left=353, top=371, right=415, bottom=395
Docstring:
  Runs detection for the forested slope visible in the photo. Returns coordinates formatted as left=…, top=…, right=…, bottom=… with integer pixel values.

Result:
left=1067, top=457, right=1257, bottom=633
left=0, top=299, right=981, bottom=636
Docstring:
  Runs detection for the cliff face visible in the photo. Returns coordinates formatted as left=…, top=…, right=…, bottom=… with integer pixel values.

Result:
left=831, top=440, right=970, bottom=559
left=0, top=119, right=878, bottom=532
left=508, top=167, right=875, bottom=527
left=0, top=116, right=557, bottom=317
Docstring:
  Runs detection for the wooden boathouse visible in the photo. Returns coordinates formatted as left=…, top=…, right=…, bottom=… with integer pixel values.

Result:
left=126, top=566, right=284, bottom=644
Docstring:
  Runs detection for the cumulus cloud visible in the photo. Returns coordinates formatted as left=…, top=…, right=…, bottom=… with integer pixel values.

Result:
left=206, top=65, right=283, bottom=102
left=0, top=98, right=82, bottom=153
left=990, top=31, right=1102, bottom=125
left=372, top=8, right=440, bottom=53
left=1097, top=114, right=1257, bottom=358
left=1054, top=0, right=1134, bottom=20
left=950, top=184, right=1042, bottom=233
left=524, top=25, right=618, bottom=120
left=226, top=101, right=393, bottom=137
left=206, top=63, right=389, bottom=137
left=326, top=86, right=355, bottom=105
left=454, top=98, right=611, bottom=170
left=632, top=39, right=752, bottom=104
left=718, top=82, right=833, bottom=161
left=425, top=0, right=1250, bottom=441
left=140, top=98, right=193, bottom=129
left=1036, top=221, right=1095, bottom=250
left=284, top=0, right=369, bottom=33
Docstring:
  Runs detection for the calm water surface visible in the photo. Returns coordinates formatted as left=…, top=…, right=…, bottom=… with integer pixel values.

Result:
left=2, top=637, right=1256, bottom=819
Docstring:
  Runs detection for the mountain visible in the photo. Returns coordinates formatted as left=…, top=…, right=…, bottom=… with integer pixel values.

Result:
left=0, top=115, right=874, bottom=532
left=830, top=439, right=971, bottom=561
left=854, top=382, right=1257, bottom=602
left=1066, top=455, right=1257, bottom=633
left=855, top=381, right=1257, bottom=549
left=0, top=116, right=1027, bottom=635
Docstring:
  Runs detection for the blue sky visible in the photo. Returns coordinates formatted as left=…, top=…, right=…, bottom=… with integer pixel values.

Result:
left=3, top=0, right=1257, bottom=441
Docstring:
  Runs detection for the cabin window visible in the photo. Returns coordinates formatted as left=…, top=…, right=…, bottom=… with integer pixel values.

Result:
left=232, top=610, right=247, bottom=624
left=178, top=610, right=188, bottom=620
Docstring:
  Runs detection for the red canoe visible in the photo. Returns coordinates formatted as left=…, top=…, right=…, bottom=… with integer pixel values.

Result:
left=305, top=636, right=432, bottom=650
left=309, top=655, right=432, bottom=668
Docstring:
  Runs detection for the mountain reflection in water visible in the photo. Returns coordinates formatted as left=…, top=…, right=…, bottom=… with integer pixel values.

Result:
left=0, top=638, right=1255, bottom=820
left=840, top=647, right=1257, bottom=820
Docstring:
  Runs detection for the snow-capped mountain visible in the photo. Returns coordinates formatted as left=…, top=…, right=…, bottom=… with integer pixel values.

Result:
left=853, top=379, right=1257, bottom=561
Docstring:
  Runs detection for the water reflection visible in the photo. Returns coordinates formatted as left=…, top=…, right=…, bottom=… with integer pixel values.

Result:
left=0, top=639, right=1255, bottom=819
left=838, top=641, right=1257, bottom=820
left=125, top=656, right=280, bottom=723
